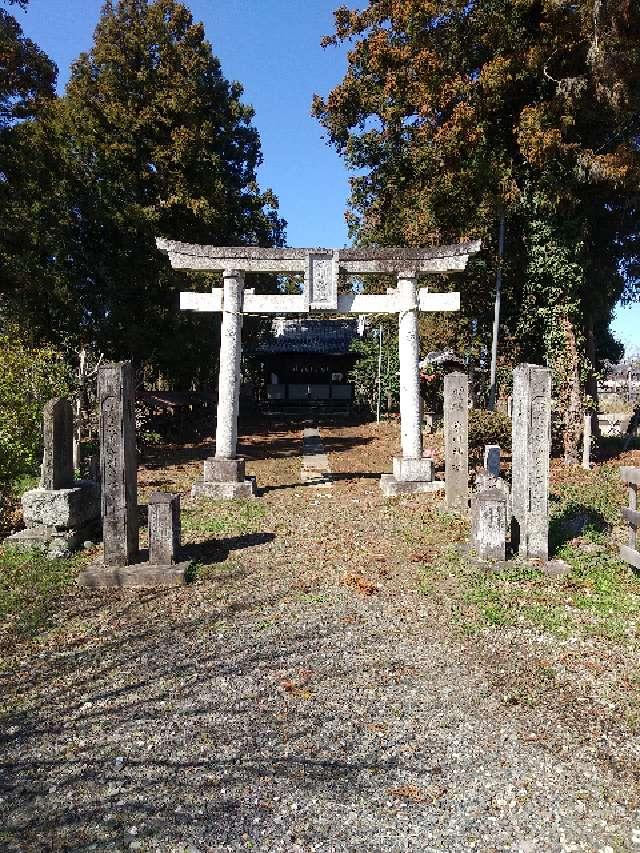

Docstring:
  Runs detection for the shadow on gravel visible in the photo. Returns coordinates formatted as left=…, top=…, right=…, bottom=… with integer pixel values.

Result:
left=182, top=532, right=276, bottom=565
left=0, top=602, right=400, bottom=850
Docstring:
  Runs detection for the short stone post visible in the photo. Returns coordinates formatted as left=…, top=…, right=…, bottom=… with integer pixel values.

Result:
left=42, top=397, right=74, bottom=489
left=582, top=413, right=591, bottom=470
left=620, top=467, right=640, bottom=569
left=511, top=364, right=551, bottom=560
left=192, top=270, right=256, bottom=499
left=444, top=372, right=469, bottom=511
left=484, top=445, right=501, bottom=479
left=471, top=488, right=507, bottom=561
left=98, top=361, right=138, bottom=566
left=148, top=492, right=181, bottom=566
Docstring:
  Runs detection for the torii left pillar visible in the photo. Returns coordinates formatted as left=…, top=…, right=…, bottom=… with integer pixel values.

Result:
left=192, top=269, right=256, bottom=499
left=380, top=274, right=443, bottom=497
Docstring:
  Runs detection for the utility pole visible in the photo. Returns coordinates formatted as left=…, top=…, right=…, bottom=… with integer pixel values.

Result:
left=488, top=212, right=505, bottom=411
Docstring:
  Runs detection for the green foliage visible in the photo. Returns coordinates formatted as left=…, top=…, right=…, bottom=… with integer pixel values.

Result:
left=1, top=0, right=285, bottom=389
left=315, top=1, right=640, bottom=449
left=0, top=1, right=55, bottom=128
left=468, top=409, right=511, bottom=454
left=349, top=324, right=399, bottom=413
left=0, top=546, right=81, bottom=644
left=0, top=333, right=71, bottom=486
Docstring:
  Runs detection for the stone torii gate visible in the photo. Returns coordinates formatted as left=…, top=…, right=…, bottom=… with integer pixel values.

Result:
left=156, top=238, right=480, bottom=497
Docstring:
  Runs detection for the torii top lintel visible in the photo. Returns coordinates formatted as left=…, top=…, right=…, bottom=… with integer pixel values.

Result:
left=156, top=237, right=480, bottom=315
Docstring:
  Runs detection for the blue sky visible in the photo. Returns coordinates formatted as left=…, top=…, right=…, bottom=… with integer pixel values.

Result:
left=16, top=0, right=639, bottom=355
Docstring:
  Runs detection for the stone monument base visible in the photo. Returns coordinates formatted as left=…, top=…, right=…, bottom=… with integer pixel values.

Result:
left=392, top=456, right=434, bottom=482
left=379, top=473, right=445, bottom=498
left=191, top=456, right=257, bottom=499
left=78, top=559, right=191, bottom=589
left=22, top=481, right=100, bottom=529
left=4, top=521, right=99, bottom=559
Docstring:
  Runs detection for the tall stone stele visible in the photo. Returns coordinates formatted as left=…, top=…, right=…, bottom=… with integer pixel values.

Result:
left=98, top=361, right=139, bottom=566
left=511, top=364, right=552, bottom=561
left=3, top=397, right=100, bottom=557
left=41, top=397, right=74, bottom=489
left=444, top=372, right=469, bottom=511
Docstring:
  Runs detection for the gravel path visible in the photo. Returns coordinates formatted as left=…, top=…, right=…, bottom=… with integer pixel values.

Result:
left=1, top=423, right=639, bottom=852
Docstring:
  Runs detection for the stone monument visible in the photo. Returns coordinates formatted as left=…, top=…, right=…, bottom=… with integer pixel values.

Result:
left=4, top=397, right=100, bottom=557
left=484, top=444, right=501, bottom=479
left=444, top=372, right=469, bottom=511
left=471, top=488, right=507, bottom=561
left=79, top=362, right=189, bottom=587
left=148, top=492, right=181, bottom=567
left=156, top=239, right=481, bottom=497
left=511, top=363, right=551, bottom=561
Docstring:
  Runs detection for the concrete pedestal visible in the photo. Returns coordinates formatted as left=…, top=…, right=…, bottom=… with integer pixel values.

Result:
left=21, top=482, right=100, bottom=529
left=78, top=559, right=190, bottom=589
left=5, top=520, right=100, bottom=559
left=191, top=456, right=257, bottom=499
left=380, top=473, right=445, bottom=497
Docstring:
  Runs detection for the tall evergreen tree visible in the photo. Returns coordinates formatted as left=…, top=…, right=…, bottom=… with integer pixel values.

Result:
left=57, top=0, right=285, bottom=384
left=314, top=0, right=640, bottom=458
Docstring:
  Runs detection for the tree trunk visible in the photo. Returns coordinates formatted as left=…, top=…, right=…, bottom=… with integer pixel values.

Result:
left=562, top=317, right=583, bottom=464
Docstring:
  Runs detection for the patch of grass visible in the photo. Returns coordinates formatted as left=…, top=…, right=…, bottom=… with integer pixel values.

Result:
left=192, top=556, right=241, bottom=582
left=0, top=546, right=83, bottom=645
left=420, top=533, right=640, bottom=642
left=549, top=464, right=624, bottom=552
left=182, top=499, right=266, bottom=538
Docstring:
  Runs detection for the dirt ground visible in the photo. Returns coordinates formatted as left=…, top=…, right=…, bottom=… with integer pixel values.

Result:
left=2, top=416, right=640, bottom=851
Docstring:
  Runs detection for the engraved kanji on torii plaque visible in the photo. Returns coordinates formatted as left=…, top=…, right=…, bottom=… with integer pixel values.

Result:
left=156, top=238, right=480, bottom=498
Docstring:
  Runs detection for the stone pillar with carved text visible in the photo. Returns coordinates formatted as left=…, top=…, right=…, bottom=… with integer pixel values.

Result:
left=511, top=364, right=551, bottom=560
left=444, top=372, right=469, bottom=511
left=98, top=361, right=139, bottom=566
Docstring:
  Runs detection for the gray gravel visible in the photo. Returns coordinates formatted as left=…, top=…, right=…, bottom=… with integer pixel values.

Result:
left=2, top=426, right=640, bottom=852
left=2, top=591, right=639, bottom=852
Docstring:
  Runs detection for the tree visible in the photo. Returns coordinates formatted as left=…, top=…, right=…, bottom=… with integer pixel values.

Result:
left=57, top=0, right=285, bottom=385
left=3, top=0, right=285, bottom=388
left=0, top=0, right=55, bottom=130
left=314, top=1, right=640, bottom=459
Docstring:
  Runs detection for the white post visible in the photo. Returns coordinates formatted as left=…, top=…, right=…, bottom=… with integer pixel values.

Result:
left=488, top=212, right=505, bottom=410
left=215, top=270, right=244, bottom=459
left=72, top=346, right=86, bottom=472
left=582, top=413, right=592, bottom=470
left=376, top=324, right=383, bottom=424
left=398, top=274, right=422, bottom=459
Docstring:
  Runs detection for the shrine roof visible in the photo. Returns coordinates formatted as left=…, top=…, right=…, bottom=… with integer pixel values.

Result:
left=256, top=319, right=359, bottom=356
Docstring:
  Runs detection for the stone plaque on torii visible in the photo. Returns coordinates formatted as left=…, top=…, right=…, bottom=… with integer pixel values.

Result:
left=156, top=238, right=480, bottom=497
